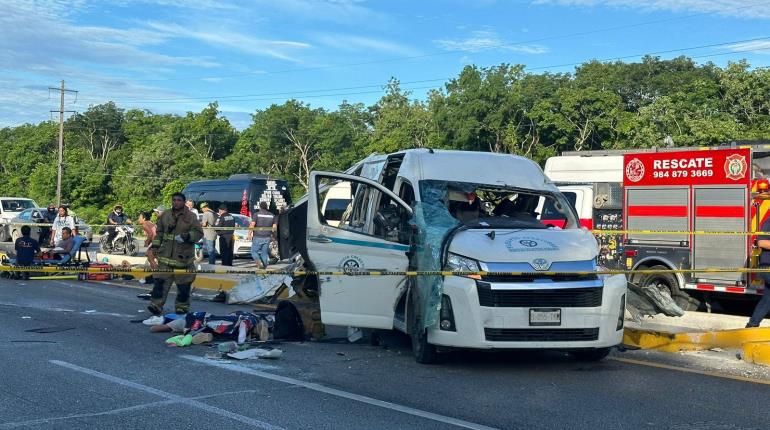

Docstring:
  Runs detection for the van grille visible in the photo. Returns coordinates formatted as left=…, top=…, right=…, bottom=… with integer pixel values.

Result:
left=477, top=284, right=603, bottom=307
left=484, top=328, right=600, bottom=342
left=480, top=273, right=597, bottom=283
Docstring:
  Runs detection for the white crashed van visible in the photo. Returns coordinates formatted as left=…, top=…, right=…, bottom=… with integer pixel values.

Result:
left=293, top=149, right=626, bottom=363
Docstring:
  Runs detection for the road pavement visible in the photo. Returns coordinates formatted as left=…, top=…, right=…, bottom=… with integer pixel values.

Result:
left=1, top=277, right=769, bottom=430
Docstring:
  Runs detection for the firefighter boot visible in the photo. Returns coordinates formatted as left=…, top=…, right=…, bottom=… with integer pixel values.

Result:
left=175, top=283, right=192, bottom=314
left=148, top=278, right=170, bottom=315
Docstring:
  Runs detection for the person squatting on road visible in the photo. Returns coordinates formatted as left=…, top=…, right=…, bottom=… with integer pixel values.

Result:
left=51, top=206, right=75, bottom=246
left=200, top=202, right=218, bottom=265
left=14, top=226, right=40, bottom=279
left=144, top=193, right=203, bottom=324
left=215, top=204, right=235, bottom=266
left=249, top=201, right=276, bottom=269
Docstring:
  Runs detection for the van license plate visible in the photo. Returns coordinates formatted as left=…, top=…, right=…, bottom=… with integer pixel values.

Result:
left=529, top=308, right=561, bottom=326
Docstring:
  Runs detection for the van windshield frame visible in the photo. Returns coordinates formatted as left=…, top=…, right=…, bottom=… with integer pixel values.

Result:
left=417, top=180, right=579, bottom=229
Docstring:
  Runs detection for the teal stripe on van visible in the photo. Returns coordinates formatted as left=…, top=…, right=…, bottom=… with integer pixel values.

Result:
left=328, top=236, right=410, bottom=252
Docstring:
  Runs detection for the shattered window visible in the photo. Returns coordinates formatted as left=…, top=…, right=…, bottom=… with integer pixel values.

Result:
left=315, top=176, right=410, bottom=243
left=420, top=180, right=578, bottom=230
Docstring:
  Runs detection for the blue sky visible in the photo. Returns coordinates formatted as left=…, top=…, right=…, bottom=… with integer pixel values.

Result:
left=2, top=0, right=770, bottom=129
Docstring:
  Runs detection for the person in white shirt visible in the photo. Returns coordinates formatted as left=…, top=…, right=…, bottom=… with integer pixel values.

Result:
left=186, top=200, right=199, bottom=216
left=51, top=206, right=75, bottom=246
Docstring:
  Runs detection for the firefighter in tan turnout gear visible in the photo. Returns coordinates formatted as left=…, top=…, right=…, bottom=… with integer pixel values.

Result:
left=143, top=192, right=204, bottom=325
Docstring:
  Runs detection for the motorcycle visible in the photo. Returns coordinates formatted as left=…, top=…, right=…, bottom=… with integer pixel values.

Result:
left=100, top=225, right=137, bottom=256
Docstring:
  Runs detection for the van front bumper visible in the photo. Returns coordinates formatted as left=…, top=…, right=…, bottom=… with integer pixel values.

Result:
left=427, top=274, right=627, bottom=350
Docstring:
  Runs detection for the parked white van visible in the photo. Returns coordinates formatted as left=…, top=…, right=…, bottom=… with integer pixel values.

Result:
left=285, top=149, right=626, bottom=363
left=0, top=197, right=39, bottom=241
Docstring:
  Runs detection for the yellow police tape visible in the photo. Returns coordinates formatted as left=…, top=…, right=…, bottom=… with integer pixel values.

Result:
left=2, top=265, right=770, bottom=277
left=12, top=223, right=272, bottom=231
left=594, top=229, right=766, bottom=236
left=12, top=222, right=768, bottom=235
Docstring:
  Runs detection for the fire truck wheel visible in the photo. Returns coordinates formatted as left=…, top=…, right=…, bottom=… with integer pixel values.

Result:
left=640, top=265, right=697, bottom=311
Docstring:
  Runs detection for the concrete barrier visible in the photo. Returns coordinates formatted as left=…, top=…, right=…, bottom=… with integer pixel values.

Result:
left=623, top=314, right=770, bottom=367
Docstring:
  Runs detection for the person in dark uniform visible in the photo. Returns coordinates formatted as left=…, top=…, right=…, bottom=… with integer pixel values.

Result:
left=215, top=204, right=235, bottom=266
left=14, top=226, right=40, bottom=279
left=748, top=183, right=770, bottom=327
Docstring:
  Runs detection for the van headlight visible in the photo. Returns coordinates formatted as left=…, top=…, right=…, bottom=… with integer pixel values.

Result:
left=445, top=253, right=480, bottom=277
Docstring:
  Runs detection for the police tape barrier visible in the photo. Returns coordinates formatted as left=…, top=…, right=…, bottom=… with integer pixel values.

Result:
left=594, top=229, right=768, bottom=236
left=10, top=223, right=272, bottom=231
left=10, top=222, right=770, bottom=235
left=5, top=265, right=770, bottom=277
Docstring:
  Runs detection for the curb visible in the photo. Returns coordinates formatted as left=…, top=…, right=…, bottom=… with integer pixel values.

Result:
left=742, top=342, right=770, bottom=366
left=623, top=326, right=770, bottom=366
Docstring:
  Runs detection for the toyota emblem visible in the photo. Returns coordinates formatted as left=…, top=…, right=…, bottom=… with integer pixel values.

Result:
left=530, top=258, right=551, bottom=271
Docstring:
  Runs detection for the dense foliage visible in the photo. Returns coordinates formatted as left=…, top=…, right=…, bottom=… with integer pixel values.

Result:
left=1, top=57, right=768, bottom=223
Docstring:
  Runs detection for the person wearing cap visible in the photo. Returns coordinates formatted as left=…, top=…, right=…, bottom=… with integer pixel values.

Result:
left=249, top=201, right=276, bottom=269
left=748, top=179, right=770, bottom=328
left=200, top=202, right=218, bottom=265
left=143, top=192, right=203, bottom=325
left=214, top=204, right=235, bottom=266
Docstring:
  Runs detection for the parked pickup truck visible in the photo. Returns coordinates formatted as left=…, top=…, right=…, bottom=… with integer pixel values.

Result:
left=280, top=149, right=627, bottom=363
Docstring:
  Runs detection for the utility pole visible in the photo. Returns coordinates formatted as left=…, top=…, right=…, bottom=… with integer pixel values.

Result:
left=49, top=80, right=77, bottom=207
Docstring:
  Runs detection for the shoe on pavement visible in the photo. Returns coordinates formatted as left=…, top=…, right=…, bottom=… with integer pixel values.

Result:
left=142, top=315, right=165, bottom=326
left=192, top=332, right=213, bottom=345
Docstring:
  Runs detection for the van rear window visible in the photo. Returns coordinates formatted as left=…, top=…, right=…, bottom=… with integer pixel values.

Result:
left=541, top=192, right=577, bottom=219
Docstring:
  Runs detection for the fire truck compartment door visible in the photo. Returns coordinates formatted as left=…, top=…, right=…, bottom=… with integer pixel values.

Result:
left=626, top=186, right=689, bottom=244
left=692, top=186, right=747, bottom=283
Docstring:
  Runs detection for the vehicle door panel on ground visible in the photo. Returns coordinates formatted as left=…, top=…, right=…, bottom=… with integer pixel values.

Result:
left=307, top=171, right=413, bottom=330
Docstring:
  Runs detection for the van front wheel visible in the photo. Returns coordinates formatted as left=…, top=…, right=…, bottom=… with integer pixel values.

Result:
left=572, top=347, right=611, bottom=362
left=408, top=290, right=437, bottom=364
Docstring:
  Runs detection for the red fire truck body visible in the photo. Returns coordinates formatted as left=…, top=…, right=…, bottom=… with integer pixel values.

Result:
left=622, top=147, right=766, bottom=297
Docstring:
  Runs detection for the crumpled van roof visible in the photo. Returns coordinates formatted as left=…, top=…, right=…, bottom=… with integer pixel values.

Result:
left=395, top=149, right=557, bottom=192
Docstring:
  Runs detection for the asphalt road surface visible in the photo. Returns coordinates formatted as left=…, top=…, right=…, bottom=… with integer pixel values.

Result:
left=1, top=277, right=769, bottom=430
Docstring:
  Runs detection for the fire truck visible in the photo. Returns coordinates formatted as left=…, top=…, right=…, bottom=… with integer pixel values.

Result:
left=546, top=143, right=770, bottom=310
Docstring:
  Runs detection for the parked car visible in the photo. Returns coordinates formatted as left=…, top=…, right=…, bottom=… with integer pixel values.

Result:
left=8, top=207, right=93, bottom=243
left=196, top=213, right=252, bottom=258
left=0, top=197, right=39, bottom=241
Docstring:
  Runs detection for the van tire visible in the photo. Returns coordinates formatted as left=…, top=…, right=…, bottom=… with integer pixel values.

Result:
left=640, top=265, right=697, bottom=311
left=572, top=347, right=611, bottom=362
left=408, top=288, right=438, bottom=364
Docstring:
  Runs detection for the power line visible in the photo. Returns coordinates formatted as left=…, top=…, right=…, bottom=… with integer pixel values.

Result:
left=84, top=0, right=770, bottom=84
left=73, top=35, right=770, bottom=105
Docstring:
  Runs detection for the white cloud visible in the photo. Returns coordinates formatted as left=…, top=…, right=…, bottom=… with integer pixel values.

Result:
left=435, top=31, right=549, bottom=54
left=316, top=33, right=420, bottom=56
left=145, top=22, right=311, bottom=62
left=534, top=0, right=770, bottom=19
left=729, top=40, right=770, bottom=53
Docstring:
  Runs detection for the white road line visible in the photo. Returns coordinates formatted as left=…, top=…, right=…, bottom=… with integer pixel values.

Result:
left=183, top=355, right=501, bottom=430
left=0, top=390, right=260, bottom=429
left=49, top=360, right=284, bottom=430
